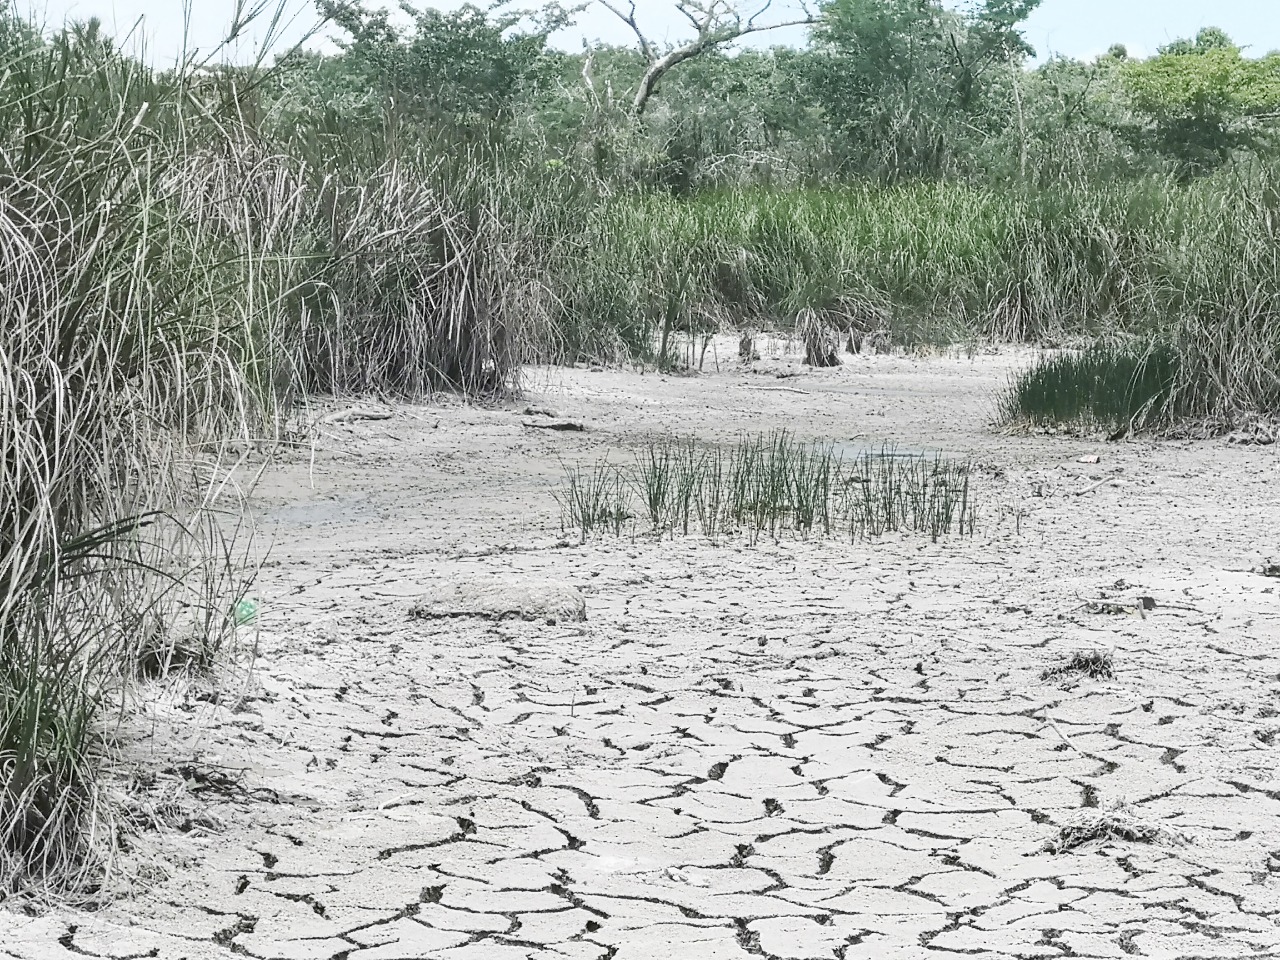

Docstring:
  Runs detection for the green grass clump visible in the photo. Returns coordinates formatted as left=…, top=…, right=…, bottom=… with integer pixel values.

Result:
left=1001, top=343, right=1182, bottom=433
left=841, top=448, right=975, bottom=541
left=555, top=461, right=633, bottom=538
left=557, top=432, right=977, bottom=544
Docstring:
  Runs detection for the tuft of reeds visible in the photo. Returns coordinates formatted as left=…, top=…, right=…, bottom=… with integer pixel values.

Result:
left=840, top=448, right=975, bottom=542
left=553, top=461, right=632, bottom=541
left=557, top=432, right=977, bottom=544
left=551, top=176, right=1280, bottom=426
left=1000, top=343, right=1182, bottom=434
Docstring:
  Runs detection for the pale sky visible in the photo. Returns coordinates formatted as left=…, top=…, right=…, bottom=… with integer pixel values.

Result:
left=17, top=0, right=1280, bottom=65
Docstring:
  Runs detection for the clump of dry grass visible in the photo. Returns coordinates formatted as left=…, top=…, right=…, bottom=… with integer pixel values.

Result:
left=1043, top=801, right=1189, bottom=854
left=0, top=42, right=264, bottom=895
left=1044, top=816, right=1160, bottom=854
left=1041, top=649, right=1115, bottom=682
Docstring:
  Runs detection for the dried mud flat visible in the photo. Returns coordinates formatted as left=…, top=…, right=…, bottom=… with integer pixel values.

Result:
left=6, top=341, right=1280, bottom=960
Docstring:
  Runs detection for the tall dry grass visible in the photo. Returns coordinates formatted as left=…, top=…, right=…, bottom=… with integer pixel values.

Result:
left=0, top=16, right=280, bottom=893
left=0, top=9, right=550, bottom=896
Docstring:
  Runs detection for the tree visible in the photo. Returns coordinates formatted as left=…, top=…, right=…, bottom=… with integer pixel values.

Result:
left=1158, top=26, right=1234, bottom=58
left=317, top=1, right=573, bottom=132
left=598, top=1, right=819, bottom=116
left=1121, top=28, right=1280, bottom=175
left=985, top=53, right=1135, bottom=184
left=635, top=46, right=829, bottom=188
left=805, top=0, right=1042, bottom=179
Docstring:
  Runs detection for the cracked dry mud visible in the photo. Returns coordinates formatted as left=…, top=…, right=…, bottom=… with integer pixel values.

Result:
left=6, top=341, right=1280, bottom=960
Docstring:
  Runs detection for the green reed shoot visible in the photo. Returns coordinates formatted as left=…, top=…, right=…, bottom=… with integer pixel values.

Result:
left=557, top=433, right=978, bottom=544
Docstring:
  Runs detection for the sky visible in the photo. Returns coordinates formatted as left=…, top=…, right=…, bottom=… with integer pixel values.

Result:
left=17, top=0, right=1280, bottom=65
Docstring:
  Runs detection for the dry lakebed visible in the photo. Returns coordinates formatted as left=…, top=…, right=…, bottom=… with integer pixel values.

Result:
left=5, top=339, right=1280, bottom=960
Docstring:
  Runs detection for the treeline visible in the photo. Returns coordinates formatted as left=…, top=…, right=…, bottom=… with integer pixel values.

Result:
left=244, top=0, right=1280, bottom=416
left=266, top=1, right=1280, bottom=188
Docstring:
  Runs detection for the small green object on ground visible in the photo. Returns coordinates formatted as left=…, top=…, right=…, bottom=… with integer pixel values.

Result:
left=234, top=599, right=259, bottom=625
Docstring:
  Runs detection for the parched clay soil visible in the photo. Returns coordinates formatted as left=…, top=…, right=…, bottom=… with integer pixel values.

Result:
left=6, top=339, right=1280, bottom=960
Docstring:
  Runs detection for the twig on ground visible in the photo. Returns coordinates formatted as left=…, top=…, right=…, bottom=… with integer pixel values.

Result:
left=1039, top=710, right=1111, bottom=766
left=522, top=420, right=586, bottom=431
left=746, top=385, right=810, bottom=395
left=1073, top=475, right=1118, bottom=496
left=321, top=407, right=394, bottom=424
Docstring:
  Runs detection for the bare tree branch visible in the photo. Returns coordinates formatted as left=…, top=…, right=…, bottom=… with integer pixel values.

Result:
left=746, top=1, right=775, bottom=31
left=596, top=0, right=818, bottom=116
left=675, top=3, right=705, bottom=34
left=581, top=42, right=599, bottom=108
left=598, top=0, right=655, bottom=61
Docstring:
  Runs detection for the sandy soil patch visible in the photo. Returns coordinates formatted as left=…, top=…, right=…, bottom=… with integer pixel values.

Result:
left=6, top=339, right=1280, bottom=960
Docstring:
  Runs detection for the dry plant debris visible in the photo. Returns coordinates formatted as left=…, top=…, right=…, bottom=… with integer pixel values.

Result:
left=409, top=578, right=587, bottom=623
left=1044, top=803, right=1189, bottom=855
left=1041, top=649, right=1115, bottom=681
